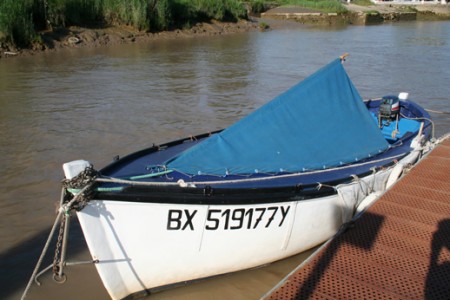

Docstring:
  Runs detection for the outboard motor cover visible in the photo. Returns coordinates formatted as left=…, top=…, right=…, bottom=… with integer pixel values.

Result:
left=379, top=95, right=400, bottom=120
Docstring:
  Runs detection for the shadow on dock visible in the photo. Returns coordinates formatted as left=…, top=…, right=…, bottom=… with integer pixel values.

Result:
left=426, top=218, right=450, bottom=299
left=295, top=212, right=385, bottom=299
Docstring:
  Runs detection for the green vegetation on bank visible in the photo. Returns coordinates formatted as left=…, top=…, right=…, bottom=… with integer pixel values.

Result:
left=350, top=0, right=373, bottom=6
left=0, top=0, right=349, bottom=49
left=0, top=0, right=247, bottom=47
left=0, top=0, right=36, bottom=47
left=274, top=0, right=347, bottom=13
left=248, top=0, right=347, bottom=14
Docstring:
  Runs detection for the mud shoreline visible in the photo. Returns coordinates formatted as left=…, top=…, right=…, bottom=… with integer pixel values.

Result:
left=1, top=4, right=449, bottom=59
left=0, top=19, right=261, bottom=59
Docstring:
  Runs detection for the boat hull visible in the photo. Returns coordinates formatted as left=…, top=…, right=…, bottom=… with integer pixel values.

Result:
left=76, top=158, right=412, bottom=300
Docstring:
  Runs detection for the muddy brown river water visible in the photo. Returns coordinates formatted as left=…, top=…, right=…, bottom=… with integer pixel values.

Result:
left=1, top=20, right=449, bottom=300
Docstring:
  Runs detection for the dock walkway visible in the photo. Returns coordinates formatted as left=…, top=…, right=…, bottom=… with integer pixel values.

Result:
left=264, top=137, right=450, bottom=299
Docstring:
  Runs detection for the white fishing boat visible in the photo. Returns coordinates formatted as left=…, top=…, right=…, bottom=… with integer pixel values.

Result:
left=25, top=56, right=434, bottom=300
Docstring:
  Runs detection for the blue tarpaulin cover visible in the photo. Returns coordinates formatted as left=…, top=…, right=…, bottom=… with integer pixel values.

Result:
left=166, top=58, right=389, bottom=176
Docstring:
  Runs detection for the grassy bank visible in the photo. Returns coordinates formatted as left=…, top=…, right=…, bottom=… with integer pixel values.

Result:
left=0, top=0, right=351, bottom=49
left=0, top=1, right=36, bottom=47
left=0, top=0, right=248, bottom=48
left=278, top=0, right=347, bottom=13
left=249, top=0, right=347, bottom=14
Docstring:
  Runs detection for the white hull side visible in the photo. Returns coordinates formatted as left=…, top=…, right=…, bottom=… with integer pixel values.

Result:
left=76, top=149, right=423, bottom=300
left=77, top=195, right=348, bottom=299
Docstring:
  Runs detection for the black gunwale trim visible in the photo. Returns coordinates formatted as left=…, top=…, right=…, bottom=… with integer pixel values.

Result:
left=96, top=185, right=336, bottom=205
left=93, top=159, right=398, bottom=205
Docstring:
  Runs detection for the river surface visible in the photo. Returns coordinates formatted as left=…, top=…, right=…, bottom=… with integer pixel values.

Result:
left=1, top=20, right=449, bottom=300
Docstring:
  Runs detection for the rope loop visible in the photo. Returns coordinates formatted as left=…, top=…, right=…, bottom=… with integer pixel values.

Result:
left=316, top=182, right=337, bottom=191
left=351, top=174, right=360, bottom=182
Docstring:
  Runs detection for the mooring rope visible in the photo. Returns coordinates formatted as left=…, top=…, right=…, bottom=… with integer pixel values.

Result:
left=436, top=132, right=450, bottom=144
left=21, top=209, right=63, bottom=300
left=425, top=109, right=450, bottom=115
left=21, top=177, right=99, bottom=299
left=400, top=112, right=435, bottom=140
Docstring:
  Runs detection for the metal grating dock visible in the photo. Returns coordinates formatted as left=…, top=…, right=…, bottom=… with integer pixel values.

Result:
left=264, top=137, right=450, bottom=300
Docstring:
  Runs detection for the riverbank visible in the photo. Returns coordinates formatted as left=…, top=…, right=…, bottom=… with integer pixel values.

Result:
left=0, top=19, right=260, bottom=59
left=1, top=3, right=449, bottom=59
left=261, top=3, right=450, bottom=25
